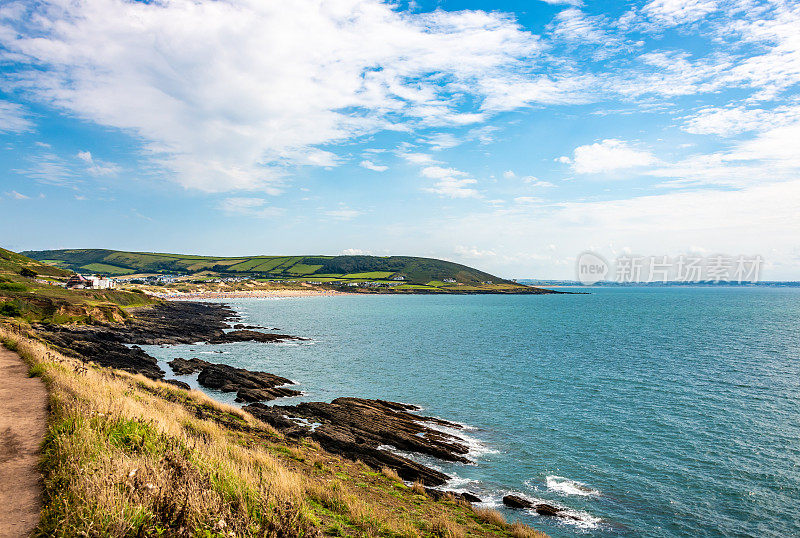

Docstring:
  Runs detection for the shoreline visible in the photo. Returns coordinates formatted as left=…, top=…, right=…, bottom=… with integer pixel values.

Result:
left=152, top=288, right=357, bottom=300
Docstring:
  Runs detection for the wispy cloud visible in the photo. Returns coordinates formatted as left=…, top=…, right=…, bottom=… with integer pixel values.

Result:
left=325, top=206, right=362, bottom=220
left=77, top=151, right=120, bottom=177
left=0, top=101, right=32, bottom=133
left=421, top=166, right=480, bottom=198
left=218, top=197, right=284, bottom=218
left=359, top=160, right=388, bottom=172
left=5, top=190, right=30, bottom=200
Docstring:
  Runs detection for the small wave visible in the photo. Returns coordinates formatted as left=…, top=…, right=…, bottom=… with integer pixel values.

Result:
left=545, top=475, right=600, bottom=497
left=418, top=421, right=498, bottom=460
left=503, top=492, right=603, bottom=531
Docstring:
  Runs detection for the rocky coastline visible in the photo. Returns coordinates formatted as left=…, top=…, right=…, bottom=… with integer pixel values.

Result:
left=31, top=299, right=589, bottom=523
left=31, top=301, right=479, bottom=491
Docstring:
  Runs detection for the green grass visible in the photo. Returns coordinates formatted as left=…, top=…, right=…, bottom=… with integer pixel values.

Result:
left=342, top=271, right=395, bottom=279
left=79, top=263, right=135, bottom=275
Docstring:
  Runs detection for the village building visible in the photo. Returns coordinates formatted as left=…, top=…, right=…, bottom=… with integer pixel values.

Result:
left=65, top=274, right=115, bottom=289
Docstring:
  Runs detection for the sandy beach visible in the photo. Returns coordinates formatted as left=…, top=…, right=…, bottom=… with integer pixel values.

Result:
left=151, top=288, right=357, bottom=300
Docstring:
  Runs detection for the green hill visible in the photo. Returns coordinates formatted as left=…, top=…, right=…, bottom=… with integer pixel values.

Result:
left=0, top=247, right=73, bottom=278
left=24, top=249, right=515, bottom=286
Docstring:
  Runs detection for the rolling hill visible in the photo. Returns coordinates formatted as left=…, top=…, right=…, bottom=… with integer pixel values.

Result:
left=24, top=249, right=516, bottom=286
left=1, top=247, right=73, bottom=279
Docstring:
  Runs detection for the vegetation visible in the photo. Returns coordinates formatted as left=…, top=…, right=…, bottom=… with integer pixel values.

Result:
left=0, top=248, right=155, bottom=324
left=0, top=326, right=547, bottom=537
left=24, top=249, right=516, bottom=287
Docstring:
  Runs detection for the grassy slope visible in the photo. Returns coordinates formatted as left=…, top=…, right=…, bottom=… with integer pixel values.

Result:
left=0, top=326, right=546, bottom=538
left=1, top=247, right=155, bottom=324
left=24, top=249, right=515, bottom=286
left=1, top=247, right=73, bottom=278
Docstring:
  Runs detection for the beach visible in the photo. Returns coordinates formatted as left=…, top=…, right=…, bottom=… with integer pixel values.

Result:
left=147, top=288, right=357, bottom=300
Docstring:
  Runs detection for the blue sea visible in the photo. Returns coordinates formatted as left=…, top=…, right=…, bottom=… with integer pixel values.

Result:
left=142, top=288, right=800, bottom=537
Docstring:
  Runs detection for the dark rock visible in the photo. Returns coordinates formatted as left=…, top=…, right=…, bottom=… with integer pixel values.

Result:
left=164, top=379, right=191, bottom=390
left=460, top=491, right=482, bottom=503
left=245, top=397, right=472, bottom=486
left=503, top=495, right=534, bottom=509
left=209, top=329, right=307, bottom=344
left=235, top=386, right=301, bottom=403
left=424, top=489, right=482, bottom=503
left=168, top=357, right=209, bottom=375
left=533, top=503, right=560, bottom=517
left=167, top=357, right=300, bottom=402
left=33, top=302, right=305, bottom=381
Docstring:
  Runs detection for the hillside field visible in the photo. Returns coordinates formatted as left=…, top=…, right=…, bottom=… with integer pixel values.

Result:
left=24, top=249, right=532, bottom=292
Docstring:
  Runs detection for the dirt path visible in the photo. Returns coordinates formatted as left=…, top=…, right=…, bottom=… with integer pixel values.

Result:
left=0, top=346, right=47, bottom=538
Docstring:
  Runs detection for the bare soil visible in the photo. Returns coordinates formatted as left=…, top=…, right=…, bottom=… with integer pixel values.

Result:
left=0, top=347, right=47, bottom=538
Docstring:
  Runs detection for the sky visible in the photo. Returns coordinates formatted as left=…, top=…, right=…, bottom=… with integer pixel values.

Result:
left=0, top=0, right=799, bottom=279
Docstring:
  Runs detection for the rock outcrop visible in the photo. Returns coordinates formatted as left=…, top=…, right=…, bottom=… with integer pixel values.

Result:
left=167, top=357, right=300, bottom=402
left=502, top=495, right=581, bottom=520
left=245, top=398, right=473, bottom=486
left=35, top=302, right=304, bottom=380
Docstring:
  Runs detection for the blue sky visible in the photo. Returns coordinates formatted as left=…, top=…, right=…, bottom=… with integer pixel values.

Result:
left=1, top=0, right=799, bottom=279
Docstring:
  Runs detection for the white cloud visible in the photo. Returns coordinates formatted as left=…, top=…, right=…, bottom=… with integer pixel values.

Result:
left=682, top=104, right=800, bottom=137
left=0, top=0, right=550, bottom=192
left=0, top=101, right=32, bottom=133
left=15, top=153, right=75, bottom=185
left=398, top=152, right=439, bottom=165
left=454, top=245, right=497, bottom=258
left=6, top=190, right=29, bottom=200
left=649, top=121, right=800, bottom=188
left=642, top=0, right=718, bottom=26
left=522, top=177, right=555, bottom=187
left=325, top=207, right=362, bottom=220
left=359, top=160, right=388, bottom=172
left=340, top=248, right=370, bottom=255
left=503, top=170, right=516, bottom=179
left=218, top=197, right=284, bottom=218
left=421, top=166, right=480, bottom=198
left=76, top=150, right=120, bottom=177
left=514, top=196, right=543, bottom=204
left=561, top=139, right=656, bottom=174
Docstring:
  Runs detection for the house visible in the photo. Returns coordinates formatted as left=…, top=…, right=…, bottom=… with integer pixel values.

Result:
left=442, top=278, right=456, bottom=283
left=66, top=274, right=91, bottom=289
left=88, top=275, right=115, bottom=289
left=66, top=274, right=115, bottom=289
left=391, top=275, right=405, bottom=281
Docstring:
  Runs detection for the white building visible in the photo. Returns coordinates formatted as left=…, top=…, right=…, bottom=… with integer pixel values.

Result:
left=88, top=275, right=115, bottom=289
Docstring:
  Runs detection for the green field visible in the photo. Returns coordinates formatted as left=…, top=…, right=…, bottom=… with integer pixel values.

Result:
left=24, top=249, right=520, bottom=287
left=79, top=263, right=135, bottom=275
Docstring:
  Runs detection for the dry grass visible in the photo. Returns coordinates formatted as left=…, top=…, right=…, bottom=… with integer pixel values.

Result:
left=411, top=480, right=427, bottom=495
left=0, top=324, right=549, bottom=537
left=473, top=507, right=507, bottom=527
left=381, top=466, right=402, bottom=483
left=431, top=515, right=466, bottom=538
left=509, top=521, right=550, bottom=538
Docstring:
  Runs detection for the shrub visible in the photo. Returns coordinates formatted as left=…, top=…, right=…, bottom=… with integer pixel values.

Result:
left=0, top=282, right=27, bottom=292
left=19, top=267, right=37, bottom=278
left=0, top=302, right=23, bottom=317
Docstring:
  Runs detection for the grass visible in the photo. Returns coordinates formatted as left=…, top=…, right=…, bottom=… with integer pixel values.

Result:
left=79, top=263, right=135, bottom=275
left=0, top=324, right=548, bottom=537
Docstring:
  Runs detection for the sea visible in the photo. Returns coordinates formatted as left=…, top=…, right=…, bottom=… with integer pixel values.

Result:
left=141, top=287, right=800, bottom=537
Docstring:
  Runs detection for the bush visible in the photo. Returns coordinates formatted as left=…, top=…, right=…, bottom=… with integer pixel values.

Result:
left=0, top=302, right=23, bottom=317
left=0, top=282, right=27, bottom=292
left=19, top=267, right=37, bottom=278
